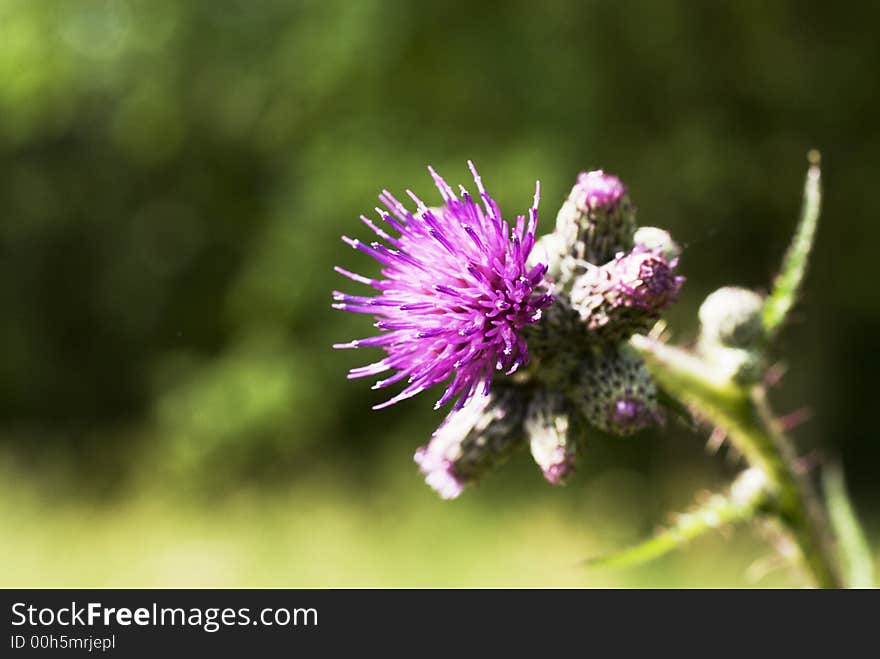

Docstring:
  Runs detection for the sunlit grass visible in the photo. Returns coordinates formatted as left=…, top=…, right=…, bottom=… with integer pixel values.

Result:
left=0, top=450, right=824, bottom=588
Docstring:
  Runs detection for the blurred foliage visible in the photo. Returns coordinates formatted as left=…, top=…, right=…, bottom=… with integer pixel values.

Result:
left=1, top=0, right=878, bottom=585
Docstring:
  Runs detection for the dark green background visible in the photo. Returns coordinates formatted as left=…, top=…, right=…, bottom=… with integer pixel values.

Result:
left=1, top=0, right=877, bottom=586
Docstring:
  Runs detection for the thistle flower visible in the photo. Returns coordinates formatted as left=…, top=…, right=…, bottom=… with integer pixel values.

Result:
left=554, top=170, right=636, bottom=268
left=575, top=345, right=663, bottom=436
left=525, top=390, right=581, bottom=485
left=333, top=162, right=551, bottom=410
left=414, top=385, right=527, bottom=499
left=569, top=245, right=684, bottom=342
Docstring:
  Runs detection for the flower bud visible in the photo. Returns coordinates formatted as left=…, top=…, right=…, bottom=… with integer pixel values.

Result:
left=554, top=170, right=636, bottom=267
left=414, top=386, right=527, bottom=498
left=519, top=295, right=585, bottom=386
left=574, top=345, right=663, bottom=436
left=698, top=286, right=765, bottom=349
left=633, top=226, right=681, bottom=261
left=569, top=246, right=684, bottom=342
left=528, top=232, right=566, bottom=282
left=525, top=390, right=581, bottom=485
left=703, top=344, right=765, bottom=386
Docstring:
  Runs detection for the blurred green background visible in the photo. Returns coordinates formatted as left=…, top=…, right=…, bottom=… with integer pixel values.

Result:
left=1, top=0, right=878, bottom=587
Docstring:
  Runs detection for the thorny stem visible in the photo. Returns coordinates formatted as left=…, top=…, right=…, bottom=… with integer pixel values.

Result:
left=746, top=388, right=842, bottom=588
left=630, top=154, right=858, bottom=587
left=632, top=334, right=844, bottom=587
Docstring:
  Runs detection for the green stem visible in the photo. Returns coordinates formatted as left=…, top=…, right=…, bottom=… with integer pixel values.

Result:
left=823, top=464, right=876, bottom=587
left=625, top=155, right=863, bottom=587
left=632, top=336, right=843, bottom=587
left=748, top=388, right=842, bottom=588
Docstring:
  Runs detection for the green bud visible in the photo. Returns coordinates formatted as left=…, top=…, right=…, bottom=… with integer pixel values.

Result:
left=520, top=297, right=586, bottom=388
left=574, top=345, right=662, bottom=436
left=700, top=344, right=765, bottom=386
left=698, top=286, right=765, bottom=349
left=554, top=170, right=636, bottom=268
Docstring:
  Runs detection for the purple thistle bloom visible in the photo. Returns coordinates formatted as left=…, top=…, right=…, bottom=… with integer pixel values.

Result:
left=333, top=162, right=551, bottom=410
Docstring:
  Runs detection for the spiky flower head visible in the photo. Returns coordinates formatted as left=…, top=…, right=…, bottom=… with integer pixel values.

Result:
left=569, top=245, right=684, bottom=342
left=414, top=385, right=527, bottom=499
left=575, top=345, right=663, bottom=436
left=554, top=170, right=637, bottom=268
left=334, top=163, right=551, bottom=410
left=525, top=390, right=581, bottom=485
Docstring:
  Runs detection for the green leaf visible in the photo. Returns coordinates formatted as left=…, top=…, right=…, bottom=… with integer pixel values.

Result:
left=586, top=470, right=769, bottom=569
left=823, top=464, right=875, bottom=588
left=763, top=151, right=822, bottom=340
